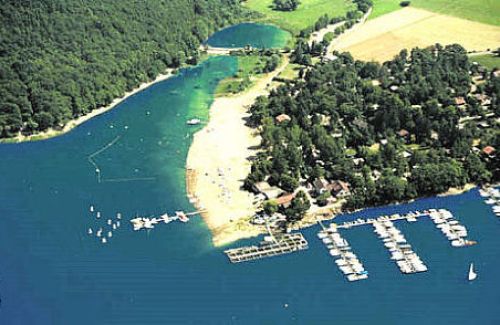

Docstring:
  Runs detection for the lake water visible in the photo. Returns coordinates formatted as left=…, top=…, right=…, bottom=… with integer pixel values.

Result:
left=1, top=24, right=499, bottom=324
left=205, top=23, right=290, bottom=49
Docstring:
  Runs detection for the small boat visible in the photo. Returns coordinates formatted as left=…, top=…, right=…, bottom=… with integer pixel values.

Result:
left=176, top=211, right=189, bottom=223
left=107, top=219, right=112, bottom=225
left=102, top=237, right=107, bottom=244
left=96, top=228, right=102, bottom=237
left=88, top=228, right=93, bottom=235
left=468, top=263, right=477, bottom=281
left=116, top=221, right=121, bottom=227
left=108, top=231, right=113, bottom=238
left=112, top=224, right=117, bottom=230
left=96, top=211, right=101, bottom=218
left=187, top=118, right=201, bottom=125
left=117, top=213, right=122, bottom=220
left=90, top=205, right=94, bottom=212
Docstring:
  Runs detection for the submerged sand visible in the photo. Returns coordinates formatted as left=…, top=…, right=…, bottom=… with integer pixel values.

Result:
left=186, top=57, right=289, bottom=246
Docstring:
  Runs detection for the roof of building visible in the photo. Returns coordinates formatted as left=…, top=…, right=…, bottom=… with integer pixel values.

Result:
left=454, top=97, right=466, bottom=105
left=483, top=146, right=496, bottom=155
left=275, top=114, right=291, bottom=123
left=331, top=180, right=350, bottom=193
left=275, top=193, right=295, bottom=206
left=398, top=129, right=409, bottom=137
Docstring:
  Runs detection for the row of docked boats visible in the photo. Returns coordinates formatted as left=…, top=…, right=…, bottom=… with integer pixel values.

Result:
left=318, top=224, right=368, bottom=282
left=373, top=220, right=428, bottom=274
left=427, top=209, right=477, bottom=247
left=480, top=186, right=500, bottom=217
left=130, top=211, right=189, bottom=231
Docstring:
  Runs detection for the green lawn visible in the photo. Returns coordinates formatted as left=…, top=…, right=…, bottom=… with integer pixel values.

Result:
left=215, top=55, right=277, bottom=96
left=369, top=0, right=500, bottom=26
left=243, top=0, right=354, bottom=34
left=278, top=63, right=302, bottom=80
left=471, top=54, right=500, bottom=70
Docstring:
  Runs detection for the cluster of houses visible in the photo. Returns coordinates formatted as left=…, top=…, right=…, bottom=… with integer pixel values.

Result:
left=250, top=177, right=351, bottom=226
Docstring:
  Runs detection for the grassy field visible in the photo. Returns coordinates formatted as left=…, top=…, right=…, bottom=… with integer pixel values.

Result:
left=370, top=0, right=500, bottom=26
left=472, top=54, right=500, bottom=70
left=334, top=7, right=500, bottom=62
left=277, top=63, right=302, bottom=80
left=243, top=0, right=353, bottom=34
left=215, top=55, right=279, bottom=96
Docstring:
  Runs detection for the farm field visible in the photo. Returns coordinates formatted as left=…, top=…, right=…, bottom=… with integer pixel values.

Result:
left=471, top=54, right=500, bottom=70
left=243, top=0, right=353, bottom=34
left=369, top=0, right=500, bottom=26
left=333, top=7, right=500, bottom=62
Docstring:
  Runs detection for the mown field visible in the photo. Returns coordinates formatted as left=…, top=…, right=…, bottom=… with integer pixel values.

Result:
left=334, top=7, right=500, bottom=62
left=243, top=0, right=353, bottom=34
left=369, top=0, right=500, bottom=26
left=472, top=54, right=500, bottom=70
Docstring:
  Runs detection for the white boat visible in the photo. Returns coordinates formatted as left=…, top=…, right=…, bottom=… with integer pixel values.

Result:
left=107, top=219, right=112, bottom=225
left=468, top=263, right=477, bottom=281
left=108, top=231, right=113, bottom=238
left=96, top=211, right=101, bottom=218
left=485, top=199, right=496, bottom=205
left=102, top=237, right=107, bottom=244
left=96, top=228, right=102, bottom=237
left=187, top=118, right=201, bottom=125
left=90, top=205, right=94, bottom=212
left=88, top=228, right=93, bottom=235
left=117, top=213, right=122, bottom=219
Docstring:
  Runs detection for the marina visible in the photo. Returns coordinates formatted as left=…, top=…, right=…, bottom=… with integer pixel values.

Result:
left=373, top=220, right=427, bottom=274
left=480, top=186, right=500, bottom=217
left=317, top=223, right=369, bottom=282
left=224, top=233, right=308, bottom=263
left=319, top=208, right=476, bottom=281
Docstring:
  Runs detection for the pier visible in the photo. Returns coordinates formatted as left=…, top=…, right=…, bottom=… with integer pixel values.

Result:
left=224, top=233, right=308, bottom=263
left=318, top=223, right=368, bottom=282
left=373, top=220, right=427, bottom=274
left=130, top=210, right=206, bottom=231
left=319, top=209, right=476, bottom=281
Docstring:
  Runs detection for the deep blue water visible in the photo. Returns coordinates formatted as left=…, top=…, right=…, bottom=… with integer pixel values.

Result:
left=1, top=25, right=499, bottom=325
left=205, top=23, right=290, bottom=49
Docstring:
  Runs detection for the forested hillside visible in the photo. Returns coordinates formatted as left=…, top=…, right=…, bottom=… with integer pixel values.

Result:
left=0, top=0, right=248, bottom=138
left=246, top=45, right=499, bottom=215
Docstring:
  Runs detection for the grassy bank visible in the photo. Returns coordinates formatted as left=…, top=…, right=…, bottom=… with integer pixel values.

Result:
left=215, top=54, right=282, bottom=96
left=370, top=0, right=500, bottom=25
left=243, top=0, right=353, bottom=34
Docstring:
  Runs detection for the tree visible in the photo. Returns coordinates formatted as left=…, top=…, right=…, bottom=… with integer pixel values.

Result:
left=273, top=0, right=300, bottom=11
left=285, top=191, right=310, bottom=222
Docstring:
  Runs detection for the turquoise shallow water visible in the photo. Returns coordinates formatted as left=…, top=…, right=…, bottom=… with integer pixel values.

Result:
left=1, top=25, right=500, bottom=324
left=205, top=23, right=290, bottom=49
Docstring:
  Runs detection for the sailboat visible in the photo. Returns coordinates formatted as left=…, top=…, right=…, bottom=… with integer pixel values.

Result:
left=468, top=263, right=477, bottom=281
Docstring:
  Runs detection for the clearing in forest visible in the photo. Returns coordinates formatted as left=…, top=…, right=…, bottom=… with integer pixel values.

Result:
left=333, top=7, right=500, bottom=62
left=243, top=0, right=354, bottom=34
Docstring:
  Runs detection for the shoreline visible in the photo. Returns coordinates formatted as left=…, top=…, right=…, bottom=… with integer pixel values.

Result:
left=186, top=56, right=289, bottom=247
left=2, top=69, right=175, bottom=143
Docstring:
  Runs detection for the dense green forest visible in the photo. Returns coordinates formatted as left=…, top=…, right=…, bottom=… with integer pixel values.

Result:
left=0, top=0, right=249, bottom=138
left=246, top=44, right=499, bottom=218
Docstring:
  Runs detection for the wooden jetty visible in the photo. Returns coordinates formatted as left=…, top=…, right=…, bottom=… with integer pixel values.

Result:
left=224, top=233, right=308, bottom=263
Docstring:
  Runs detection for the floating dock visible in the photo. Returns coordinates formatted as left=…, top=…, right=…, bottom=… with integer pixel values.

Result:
left=318, top=223, right=368, bottom=282
left=319, top=208, right=476, bottom=281
left=130, top=210, right=206, bottom=231
left=373, top=220, right=427, bottom=274
left=224, top=233, right=308, bottom=263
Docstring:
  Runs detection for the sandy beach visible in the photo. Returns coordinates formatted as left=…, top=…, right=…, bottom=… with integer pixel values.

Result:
left=4, top=69, right=175, bottom=143
left=186, top=57, right=289, bottom=246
